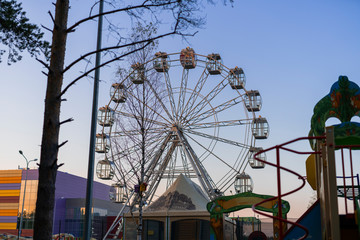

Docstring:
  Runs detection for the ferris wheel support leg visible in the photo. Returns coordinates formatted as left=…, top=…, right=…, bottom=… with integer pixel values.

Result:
left=176, top=128, right=219, bottom=199
left=141, top=134, right=173, bottom=199
left=144, top=139, right=178, bottom=202
left=103, top=191, right=134, bottom=240
left=144, top=133, right=172, bottom=180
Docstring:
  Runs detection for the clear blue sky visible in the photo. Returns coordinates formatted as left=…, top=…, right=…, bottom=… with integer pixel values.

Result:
left=0, top=0, right=359, bottom=218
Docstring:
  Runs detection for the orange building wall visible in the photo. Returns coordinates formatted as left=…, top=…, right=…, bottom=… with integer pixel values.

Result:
left=0, top=170, right=22, bottom=234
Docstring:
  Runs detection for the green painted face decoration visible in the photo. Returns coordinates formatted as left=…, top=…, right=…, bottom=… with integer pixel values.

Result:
left=309, top=76, right=360, bottom=149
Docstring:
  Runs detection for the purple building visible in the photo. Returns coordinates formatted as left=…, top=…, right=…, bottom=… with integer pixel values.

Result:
left=0, top=169, right=122, bottom=238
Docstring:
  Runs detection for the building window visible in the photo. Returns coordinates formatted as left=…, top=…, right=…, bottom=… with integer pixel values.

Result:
left=171, top=219, right=210, bottom=240
left=143, top=220, right=164, bottom=240
left=18, top=180, right=38, bottom=229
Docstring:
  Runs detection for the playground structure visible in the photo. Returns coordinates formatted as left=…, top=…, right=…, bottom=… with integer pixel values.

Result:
left=205, top=76, right=360, bottom=239
left=207, top=192, right=290, bottom=239
left=252, top=76, right=360, bottom=239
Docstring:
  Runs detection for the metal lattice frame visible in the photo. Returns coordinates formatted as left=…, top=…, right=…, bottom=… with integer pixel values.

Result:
left=98, top=50, right=267, bottom=212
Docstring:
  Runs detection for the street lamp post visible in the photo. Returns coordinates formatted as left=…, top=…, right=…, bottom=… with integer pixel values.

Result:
left=18, top=150, right=37, bottom=239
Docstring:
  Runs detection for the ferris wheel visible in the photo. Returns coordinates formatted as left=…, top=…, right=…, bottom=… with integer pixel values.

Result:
left=95, top=48, right=269, bottom=205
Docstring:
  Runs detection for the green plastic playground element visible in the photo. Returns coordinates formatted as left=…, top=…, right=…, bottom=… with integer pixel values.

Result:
left=356, top=200, right=360, bottom=234
left=207, top=191, right=290, bottom=220
left=309, top=76, right=360, bottom=149
left=333, top=122, right=360, bottom=147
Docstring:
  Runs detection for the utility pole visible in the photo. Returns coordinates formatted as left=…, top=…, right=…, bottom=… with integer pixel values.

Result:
left=84, top=0, right=103, bottom=239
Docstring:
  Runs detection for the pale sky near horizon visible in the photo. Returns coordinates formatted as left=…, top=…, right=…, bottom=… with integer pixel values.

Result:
left=0, top=0, right=359, bottom=218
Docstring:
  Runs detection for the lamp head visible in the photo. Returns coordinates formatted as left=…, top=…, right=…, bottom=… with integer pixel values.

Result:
left=19, top=150, right=23, bottom=155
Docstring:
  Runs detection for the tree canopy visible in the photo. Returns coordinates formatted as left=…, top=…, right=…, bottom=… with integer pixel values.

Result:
left=0, top=0, right=49, bottom=64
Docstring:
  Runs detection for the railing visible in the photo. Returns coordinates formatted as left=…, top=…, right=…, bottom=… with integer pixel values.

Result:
left=251, top=136, right=325, bottom=240
left=334, top=147, right=360, bottom=238
left=251, top=129, right=360, bottom=240
left=336, top=147, right=360, bottom=216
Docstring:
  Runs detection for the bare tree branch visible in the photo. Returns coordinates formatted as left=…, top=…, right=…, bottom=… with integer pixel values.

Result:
left=59, top=118, right=74, bottom=125
left=58, top=140, right=68, bottom=148
left=63, top=32, right=170, bottom=73
left=36, top=58, right=50, bottom=70
left=60, top=41, right=152, bottom=97
left=67, top=1, right=179, bottom=33
left=57, top=163, right=65, bottom=168
left=41, top=24, right=53, bottom=33
left=63, top=25, right=196, bottom=75
left=48, top=10, right=55, bottom=24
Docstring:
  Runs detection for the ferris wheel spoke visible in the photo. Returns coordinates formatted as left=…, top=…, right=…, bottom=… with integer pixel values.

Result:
left=214, top=146, right=250, bottom=190
left=110, top=126, right=168, bottom=137
left=112, top=147, right=140, bottom=186
left=144, top=79, right=174, bottom=122
left=118, top=112, right=169, bottom=128
left=113, top=139, right=166, bottom=191
left=124, top=87, right=172, bottom=125
left=110, top=132, right=166, bottom=162
left=116, top=111, right=169, bottom=128
left=184, top=77, right=229, bottom=122
left=163, top=71, right=177, bottom=120
left=190, top=96, right=244, bottom=124
left=180, top=70, right=209, bottom=120
left=176, top=68, right=189, bottom=119
left=184, top=128, right=251, bottom=149
left=218, top=158, right=250, bottom=191
left=183, top=132, right=240, bottom=175
left=187, top=119, right=251, bottom=130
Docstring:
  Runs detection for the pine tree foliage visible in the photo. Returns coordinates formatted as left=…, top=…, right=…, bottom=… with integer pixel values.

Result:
left=0, top=0, right=49, bottom=64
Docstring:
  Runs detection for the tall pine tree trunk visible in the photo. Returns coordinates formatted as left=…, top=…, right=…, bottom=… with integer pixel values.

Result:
left=33, top=0, right=68, bottom=239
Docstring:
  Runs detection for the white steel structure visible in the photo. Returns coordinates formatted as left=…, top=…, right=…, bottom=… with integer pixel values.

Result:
left=97, top=49, right=268, bottom=237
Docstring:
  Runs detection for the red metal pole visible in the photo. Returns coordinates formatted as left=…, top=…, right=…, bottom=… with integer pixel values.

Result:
left=340, top=148, right=348, bottom=214
left=349, top=147, right=356, bottom=211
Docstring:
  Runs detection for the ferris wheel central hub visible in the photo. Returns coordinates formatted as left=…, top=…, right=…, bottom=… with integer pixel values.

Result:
left=171, top=124, right=183, bottom=132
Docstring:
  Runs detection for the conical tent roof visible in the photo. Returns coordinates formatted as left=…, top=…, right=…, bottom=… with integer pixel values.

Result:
left=144, top=174, right=210, bottom=213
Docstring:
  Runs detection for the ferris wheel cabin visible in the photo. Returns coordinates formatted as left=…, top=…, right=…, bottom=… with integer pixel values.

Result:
left=130, top=62, right=145, bottom=84
left=234, top=172, right=254, bottom=194
left=245, top=90, right=262, bottom=112
left=206, top=53, right=223, bottom=75
left=180, top=47, right=197, bottom=69
left=110, top=83, right=126, bottom=103
left=229, top=67, right=246, bottom=89
left=252, top=117, right=269, bottom=139
left=248, top=147, right=266, bottom=169
left=96, top=159, right=115, bottom=180
left=97, top=106, right=114, bottom=127
left=153, top=51, right=170, bottom=72
left=109, top=183, right=127, bottom=203
left=95, top=133, right=109, bottom=153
